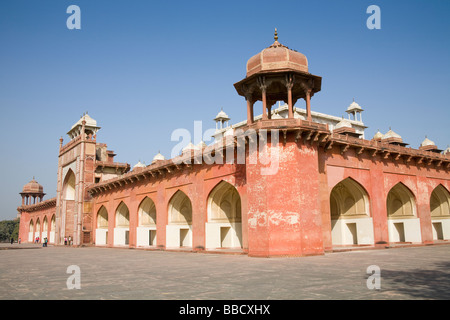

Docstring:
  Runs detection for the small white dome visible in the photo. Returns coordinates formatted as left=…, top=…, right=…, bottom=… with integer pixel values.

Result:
left=346, top=100, right=363, bottom=112
left=444, top=146, right=450, bottom=155
left=373, top=130, right=384, bottom=140
left=71, top=113, right=98, bottom=129
left=335, top=118, right=352, bottom=129
left=214, top=108, right=230, bottom=121
left=133, top=161, right=145, bottom=170
left=420, top=137, right=435, bottom=147
left=383, top=129, right=402, bottom=140
left=152, top=152, right=165, bottom=162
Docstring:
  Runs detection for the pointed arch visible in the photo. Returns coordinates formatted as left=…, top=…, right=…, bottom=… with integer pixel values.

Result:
left=115, top=202, right=130, bottom=227
left=166, top=190, right=192, bottom=248
left=430, top=184, right=450, bottom=218
left=330, top=177, right=370, bottom=219
left=329, top=177, right=373, bottom=246
left=136, top=197, right=157, bottom=247
left=387, top=182, right=416, bottom=218
left=62, top=169, right=76, bottom=201
left=50, top=215, right=56, bottom=243
left=29, top=219, right=34, bottom=234
left=113, top=202, right=130, bottom=246
left=97, top=206, right=109, bottom=229
left=95, top=206, right=109, bottom=246
left=51, top=215, right=56, bottom=230
left=35, top=218, right=41, bottom=233
left=206, top=181, right=243, bottom=249
left=43, top=216, right=48, bottom=232
left=168, top=190, right=192, bottom=225
left=430, top=185, right=450, bottom=241
left=207, top=181, right=242, bottom=222
left=138, top=197, right=156, bottom=226
left=28, top=219, right=34, bottom=242
left=387, top=182, right=421, bottom=243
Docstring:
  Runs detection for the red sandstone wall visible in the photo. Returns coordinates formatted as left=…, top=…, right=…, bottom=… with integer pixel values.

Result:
left=319, top=144, right=449, bottom=249
left=92, top=162, right=247, bottom=250
left=18, top=205, right=56, bottom=243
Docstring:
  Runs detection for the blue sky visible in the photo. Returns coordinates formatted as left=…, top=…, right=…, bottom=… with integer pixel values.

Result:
left=0, top=0, right=449, bottom=220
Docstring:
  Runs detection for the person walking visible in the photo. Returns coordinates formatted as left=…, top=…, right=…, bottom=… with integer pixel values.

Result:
left=10, top=237, right=14, bottom=245
left=64, top=237, right=67, bottom=245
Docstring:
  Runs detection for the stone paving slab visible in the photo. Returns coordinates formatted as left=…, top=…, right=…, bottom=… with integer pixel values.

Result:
left=1, top=244, right=450, bottom=300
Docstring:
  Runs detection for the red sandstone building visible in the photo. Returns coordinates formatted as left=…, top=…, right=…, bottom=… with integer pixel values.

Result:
left=17, top=32, right=450, bottom=257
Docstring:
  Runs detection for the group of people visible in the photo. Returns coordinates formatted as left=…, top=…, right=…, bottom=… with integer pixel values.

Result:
left=8, top=236, right=73, bottom=246
left=64, top=236, right=72, bottom=246
left=34, top=236, right=49, bottom=247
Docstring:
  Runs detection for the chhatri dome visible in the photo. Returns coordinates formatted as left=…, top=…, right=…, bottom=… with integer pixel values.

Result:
left=335, top=118, right=352, bottom=130
left=420, top=136, right=436, bottom=148
left=20, top=177, right=45, bottom=206
left=152, top=152, right=165, bottom=163
left=373, top=129, right=384, bottom=141
left=132, top=161, right=145, bottom=170
left=246, top=28, right=309, bottom=77
left=383, top=128, right=402, bottom=140
left=22, top=178, right=44, bottom=194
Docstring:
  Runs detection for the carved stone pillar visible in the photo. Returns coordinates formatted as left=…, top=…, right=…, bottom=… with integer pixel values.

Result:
left=246, top=95, right=255, bottom=125
left=257, top=77, right=268, bottom=120
left=300, top=79, right=313, bottom=122
left=305, top=89, right=312, bottom=121
left=284, top=74, right=295, bottom=119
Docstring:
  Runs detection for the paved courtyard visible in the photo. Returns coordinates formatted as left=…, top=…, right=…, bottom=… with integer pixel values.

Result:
left=1, top=243, right=450, bottom=300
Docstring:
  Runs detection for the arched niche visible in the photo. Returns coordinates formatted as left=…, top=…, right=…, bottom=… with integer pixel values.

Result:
left=62, top=170, right=76, bottom=201
left=329, top=178, right=373, bottom=246
left=168, top=191, right=192, bottom=225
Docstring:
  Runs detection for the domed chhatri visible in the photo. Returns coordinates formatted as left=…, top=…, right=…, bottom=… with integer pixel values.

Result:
left=373, top=129, right=384, bottom=141
left=382, top=128, right=409, bottom=147
left=152, top=152, right=165, bottom=164
left=234, top=29, right=322, bottom=124
left=20, top=178, right=45, bottom=206
left=22, top=178, right=44, bottom=194
left=420, top=136, right=443, bottom=153
left=132, top=161, right=146, bottom=170
left=246, top=28, right=309, bottom=77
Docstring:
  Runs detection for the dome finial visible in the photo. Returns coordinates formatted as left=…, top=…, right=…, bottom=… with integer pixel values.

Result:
left=274, top=28, right=278, bottom=41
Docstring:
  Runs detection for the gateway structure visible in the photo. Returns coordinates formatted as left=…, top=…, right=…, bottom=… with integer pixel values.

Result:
left=17, top=32, right=450, bottom=257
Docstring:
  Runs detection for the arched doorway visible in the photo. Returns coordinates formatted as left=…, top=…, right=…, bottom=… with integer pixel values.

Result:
left=387, top=183, right=421, bottom=243
left=50, top=215, right=56, bottom=243
left=114, top=202, right=129, bottom=246
left=166, top=190, right=192, bottom=248
left=42, top=216, right=48, bottom=242
left=206, top=181, right=242, bottom=249
left=62, top=170, right=76, bottom=243
left=95, top=206, right=109, bottom=245
left=136, top=197, right=157, bottom=247
left=430, top=185, right=450, bottom=240
left=330, top=178, right=373, bottom=245
left=35, top=218, right=41, bottom=243
left=28, top=220, right=34, bottom=242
